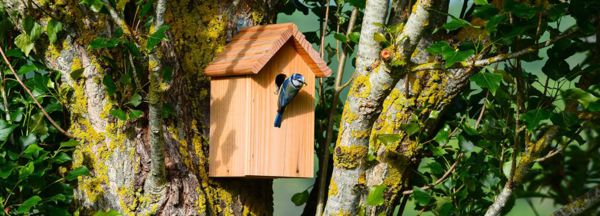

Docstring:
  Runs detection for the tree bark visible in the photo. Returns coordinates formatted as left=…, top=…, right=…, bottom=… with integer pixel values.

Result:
left=4, top=0, right=278, bottom=215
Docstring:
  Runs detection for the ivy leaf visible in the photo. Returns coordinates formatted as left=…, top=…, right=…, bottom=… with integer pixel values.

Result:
left=542, top=58, right=570, bottom=80
left=110, top=108, right=128, bottom=121
left=433, top=124, right=451, bottom=144
left=29, top=22, right=43, bottom=41
left=334, top=33, right=347, bottom=43
left=53, top=152, right=72, bottom=164
left=66, top=166, right=90, bottom=181
left=22, top=144, right=43, bottom=159
left=147, top=25, right=170, bottom=51
left=19, top=162, right=35, bottom=180
left=366, top=184, right=386, bottom=206
left=0, top=120, right=16, bottom=142
left=47, top=19, right=63, bottom=44
left=127, top=93, right=142, bottom=107
left=0, top=166, right=13, bottom=179
left=17, top=63, right=37, bottom=75
left=412, top=187, right=432, bottom=205
left=16, top=195, right=42, bottom=214
left=14, top=33, right=34, bottom=56
left=443, top=19, right=469, bottom=31
left=291, top=190, right=309, bottom=206
left=521, top=109, right=552, bottom=131
left=348, top=32, right=360, bottom=43
left=470, top=71, right=502, bottom=95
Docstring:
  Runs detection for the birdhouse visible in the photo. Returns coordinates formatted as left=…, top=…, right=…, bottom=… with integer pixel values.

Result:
left=205, top=23, right=332, bottom=178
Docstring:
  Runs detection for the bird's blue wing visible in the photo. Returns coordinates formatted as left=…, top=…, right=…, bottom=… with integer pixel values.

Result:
left=277, top=78, right=300, bottom=111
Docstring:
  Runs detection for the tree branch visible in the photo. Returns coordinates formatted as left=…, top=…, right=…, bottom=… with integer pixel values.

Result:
left=484, top=127, right=559, bottom=216
left=410, top=27, right=579, bottom=72
left=0, top=46, right=74, bottom=138
left=552, top=185, right=600, bottom=216
left=315, top=7, right=358, bottom=216
left=402, top=153, right=462, bottom=195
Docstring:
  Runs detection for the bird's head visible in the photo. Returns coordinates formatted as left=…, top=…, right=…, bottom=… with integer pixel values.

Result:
left=290, top=73, right=306, bottom=88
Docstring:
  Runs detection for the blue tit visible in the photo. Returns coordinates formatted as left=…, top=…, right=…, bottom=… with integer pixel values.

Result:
left=274, top=73, right=306, bottom=128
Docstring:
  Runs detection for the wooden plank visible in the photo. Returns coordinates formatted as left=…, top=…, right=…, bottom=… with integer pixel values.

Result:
left=209, top=76, right=251, bottom=177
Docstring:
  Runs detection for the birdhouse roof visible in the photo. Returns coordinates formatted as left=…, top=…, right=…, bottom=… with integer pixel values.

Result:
left=204, top=23, right=332, bottom=78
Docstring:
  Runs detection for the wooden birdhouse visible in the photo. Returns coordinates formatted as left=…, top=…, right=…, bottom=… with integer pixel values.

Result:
left=205, top=23, right=332, bottom=178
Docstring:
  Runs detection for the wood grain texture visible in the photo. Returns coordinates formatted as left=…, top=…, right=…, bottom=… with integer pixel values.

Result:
left=204, top=23, right=332, bottom=78
left=209, top=41, right=315, bottom=178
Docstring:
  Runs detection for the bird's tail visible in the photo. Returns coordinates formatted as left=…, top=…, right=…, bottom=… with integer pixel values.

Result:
left=274, top=111, right=283, bottom=128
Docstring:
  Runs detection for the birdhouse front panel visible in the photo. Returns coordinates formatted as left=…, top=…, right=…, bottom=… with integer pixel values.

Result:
left=205, top=23, right=331, bottom=178
left=247, top=41, right=315, bottom=178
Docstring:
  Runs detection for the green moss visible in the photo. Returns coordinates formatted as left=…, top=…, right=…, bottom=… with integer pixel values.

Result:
left=333, top=146, right=368, bottom=169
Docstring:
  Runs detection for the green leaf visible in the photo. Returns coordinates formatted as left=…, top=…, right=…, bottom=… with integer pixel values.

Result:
left=348, top=0, right=366, bottom=9
left=66, top=166, right=90, bottom=181
left=103, top=74, right=117, bottom=96
left=473, top=0, right=488, bottom=5
left=401, top=122, right=420, bottom=136
left=0, top=165, right=14, bottom=179
left=443, top=19, right=469, bottom=31
left=53, top=152, right=72, bottom=164
left=470, top=71, right=502, bottom=95
left=60, top=139, right=79, bottom=148
left=290, top=190, right=309, bottom=206
left=16, top=195, right=42, bottom=214
left=373, top=32, right=387, bottom=43
left=562, top=88, right=598, bottom=108
left=128, top=109, right=144, bottom=120
left=29, top=22, right=43, bottom=41
left=147, top=25, right=170, bottom=51
left=110, top=108, right=128, bottom=121
left=377, top=134, right=401, bottom=145
left=80, top=0, right=104, bottom=13
left=0, top=120, right=16, bottom=142
left=429, top=110, right=440, bottom=119
left=444, top=49, right=474, bottom=68
left=433, top=124, right=451, bottom=144
left=90, top=37, right=120, bottom=49
left=333, top=33, right=347, bottom=42
left=14, top=33, right=34, bottom=56
left=18, top=63, right=37, bottom=75
left=19, top=162, right=34, bottom=180
left=22, top=144, right=43, bottom=159
left=47, top=19, right=63, bottom=44
left=348, top=32, right=360, bottom=43
left=71, top=68, right=85, bottom=80
left=426, top=41, right=452, bottom=56
left=93, top=210, right=122, bottom=216
left=127, top=93, right=142, bottom=107
left=366, top=184, right=386, bottom=206
left=542, top=59, right=570, bottom=80
left=521, top=109, right=552, bottom=131
left=412, top=187, right=432, bottom=205
left=485, top=14, right=506, bottom=33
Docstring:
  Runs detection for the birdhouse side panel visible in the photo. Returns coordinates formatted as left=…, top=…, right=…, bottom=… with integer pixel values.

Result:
left=209, top=76, right=252, bottom=177
left=248, top=42, right=315, bottom=178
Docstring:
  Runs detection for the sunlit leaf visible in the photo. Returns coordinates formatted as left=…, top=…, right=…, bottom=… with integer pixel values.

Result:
left=366, top=184, right=386, bottom=206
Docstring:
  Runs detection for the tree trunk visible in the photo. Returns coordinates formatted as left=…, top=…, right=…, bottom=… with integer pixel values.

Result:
left=3, top=0, right=278, bottom=215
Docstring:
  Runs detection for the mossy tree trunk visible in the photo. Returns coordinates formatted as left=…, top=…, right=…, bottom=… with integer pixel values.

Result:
left=3, top=0, right=278, bottom=215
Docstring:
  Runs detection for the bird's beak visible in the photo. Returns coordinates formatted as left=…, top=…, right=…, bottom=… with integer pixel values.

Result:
left=302, top=81, right=307, bottom=86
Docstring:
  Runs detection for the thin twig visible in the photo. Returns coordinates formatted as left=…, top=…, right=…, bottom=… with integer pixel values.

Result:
left=0, top=46, right=74, bottom=138
left=403, top=153, right=463, bottom=195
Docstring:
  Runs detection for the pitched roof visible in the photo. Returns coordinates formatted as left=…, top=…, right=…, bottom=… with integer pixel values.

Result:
left=204, top=23, right=332, bottom=78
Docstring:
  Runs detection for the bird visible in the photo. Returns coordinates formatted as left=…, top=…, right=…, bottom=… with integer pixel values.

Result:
left=274, top=73, right=306, bottom=128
